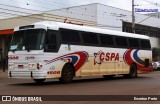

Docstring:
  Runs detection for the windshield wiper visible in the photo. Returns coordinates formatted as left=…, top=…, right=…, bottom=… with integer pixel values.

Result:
left=11, top=43, right=23, bottom=53
left=12, top=49, right=17, bottom=53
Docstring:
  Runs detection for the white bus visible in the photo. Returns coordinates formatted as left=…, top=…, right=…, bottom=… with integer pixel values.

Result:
left=8, top=21, right=152, bottom=83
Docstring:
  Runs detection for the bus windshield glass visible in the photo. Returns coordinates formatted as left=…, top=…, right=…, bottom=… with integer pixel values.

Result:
left=9, top=29, right=46, bottom=51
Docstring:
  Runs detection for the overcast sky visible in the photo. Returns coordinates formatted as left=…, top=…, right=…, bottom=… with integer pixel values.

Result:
left=0, top=0, right=160, bottom=19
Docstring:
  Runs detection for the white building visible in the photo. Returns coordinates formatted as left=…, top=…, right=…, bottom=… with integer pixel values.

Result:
left=145, top=12, right=160, bottom=18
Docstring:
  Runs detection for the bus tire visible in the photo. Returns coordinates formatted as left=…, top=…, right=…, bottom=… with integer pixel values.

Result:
left=124, top=64, right=137, bottom=78
left=33, top=79, right=46, bottom=83
left=59, top=64, right=74, bottom=84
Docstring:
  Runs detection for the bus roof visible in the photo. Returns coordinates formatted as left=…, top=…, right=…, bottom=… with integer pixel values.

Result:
left=16, top=21, right=149, bottom=40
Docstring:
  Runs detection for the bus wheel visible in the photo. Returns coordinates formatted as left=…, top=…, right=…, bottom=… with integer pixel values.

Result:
left=33, top=79, right=46, bottom=83
left=124, top=64, right=137, bottom=78
left=59, top=64, right=74, bottom=83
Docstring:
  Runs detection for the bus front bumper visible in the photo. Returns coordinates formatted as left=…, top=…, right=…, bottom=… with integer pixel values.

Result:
left=8, top=71, right=47, bottom=79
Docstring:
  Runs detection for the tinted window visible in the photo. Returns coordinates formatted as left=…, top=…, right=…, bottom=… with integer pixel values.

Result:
left=61, top=29, right=80, bottom=43
left=100, top=35, right=114, bottom=46
left=128, top=38, right=139, bottom=48
left=140, top=39, right=151, bottom=49
left=44, top=30, right=57, bottom=52
left=115, top=36, right=128, bottom=47
left=82, top=32, right=98, bottom=44
left=10, top=29, right=45, bottom=51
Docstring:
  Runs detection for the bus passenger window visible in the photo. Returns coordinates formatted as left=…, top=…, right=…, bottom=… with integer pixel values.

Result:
left=100, top=35, right=114, bottom=46
left=115, top=36, right=128, bottom=47
left=44, top=30, right=57, bottom=52
left=140, top=39, right=151, bottom=49
left=61, top=29, right=80, bottom=43
left=128, top=38, right=139, bottom=48
left=82, top=32, right=98, bottom=45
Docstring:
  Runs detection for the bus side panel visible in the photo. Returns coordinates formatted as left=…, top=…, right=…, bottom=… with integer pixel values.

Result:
left=44, top=53, right=66, bottom=79
left=123, top=49, right=152, bottom=73
left=44, top=45, right=152, bottom=79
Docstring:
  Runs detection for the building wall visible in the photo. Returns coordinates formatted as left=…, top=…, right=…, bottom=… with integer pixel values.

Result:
left=97, top=4, right=124, bottom=31
left=150, top=37, right=160, bottom=48
left=145, top=13, right=160, bottom=18
left=97, top=4, right=160, bottom=31
left=48, top=4, right=97, bottom=27
left=0, top=13, right=96, bottom=30
left=43, top=13, right=96, bottom=27
left=0, top=14, right=45, bottom=30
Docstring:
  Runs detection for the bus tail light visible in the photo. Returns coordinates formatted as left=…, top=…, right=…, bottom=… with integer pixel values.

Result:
left=37, top=63, right=42, bottom=70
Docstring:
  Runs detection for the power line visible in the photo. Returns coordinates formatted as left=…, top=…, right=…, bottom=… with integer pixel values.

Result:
left=0, top=1, right=129, bottom=19
left=0, top=0, right=132, bottom=22
left=0, top=1, right=137, bottom=29
left=0, top=12, right=122, bottom=29
left=7, top=0, right=60, bottom=11
left=1, top=0, right=120, bottom=25
left=142, top=0, right=160, bottom=7
left=7, top=0, right=91, bottom=12
left=0, top=2, right=42, bottom=12
left=1, top=0, right=158, bottom=20
left=0, top=0, right=159, bottom=29
left=4, top=0, right=130, bottom=18
left=0, top=2, right=128, bottom=25
left=0, top=11, right=89, bottom=24
left=138, top=16, right=151, bottom=24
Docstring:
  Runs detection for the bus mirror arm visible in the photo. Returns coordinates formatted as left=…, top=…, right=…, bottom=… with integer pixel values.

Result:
left=43, top=44, right=48, bottom=50
left=25, top=45, right=30, bottom=52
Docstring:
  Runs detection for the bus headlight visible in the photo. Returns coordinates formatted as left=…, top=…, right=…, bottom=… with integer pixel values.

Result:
left=8, top=64, right=14, bottom=70
left=28, top=63, right=36, bottom=69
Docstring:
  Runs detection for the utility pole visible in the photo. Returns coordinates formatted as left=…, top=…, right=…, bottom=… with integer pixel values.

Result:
left=132, top=0, right=135, bottom=33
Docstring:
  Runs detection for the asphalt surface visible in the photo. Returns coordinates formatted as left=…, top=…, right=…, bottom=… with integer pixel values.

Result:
left=0, top=69, right=160, bottom=104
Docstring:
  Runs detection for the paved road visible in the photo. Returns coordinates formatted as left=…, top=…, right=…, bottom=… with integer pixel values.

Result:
left=0, top=70, right=160, bottom=104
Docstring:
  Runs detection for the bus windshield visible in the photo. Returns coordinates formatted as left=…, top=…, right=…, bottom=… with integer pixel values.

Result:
left=9, top=29, right=46, bottom=51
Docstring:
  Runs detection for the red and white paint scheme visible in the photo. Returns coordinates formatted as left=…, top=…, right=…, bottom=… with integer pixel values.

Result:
left=8, top=21, right=152, bottom=83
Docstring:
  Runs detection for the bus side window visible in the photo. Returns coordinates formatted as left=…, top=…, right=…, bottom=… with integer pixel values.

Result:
left=128, top=38, right=140, bottom=49
left=140, top=39, right=151, bottom=50
left=115, top=36, right=128, bottom=47
left=61, top=29, right=81, bottom=43
left=44, top=30, right=57, bottom=52
left=100, top=34, right=114, bottom=46
left=82, top=32, right=98, bottom=45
